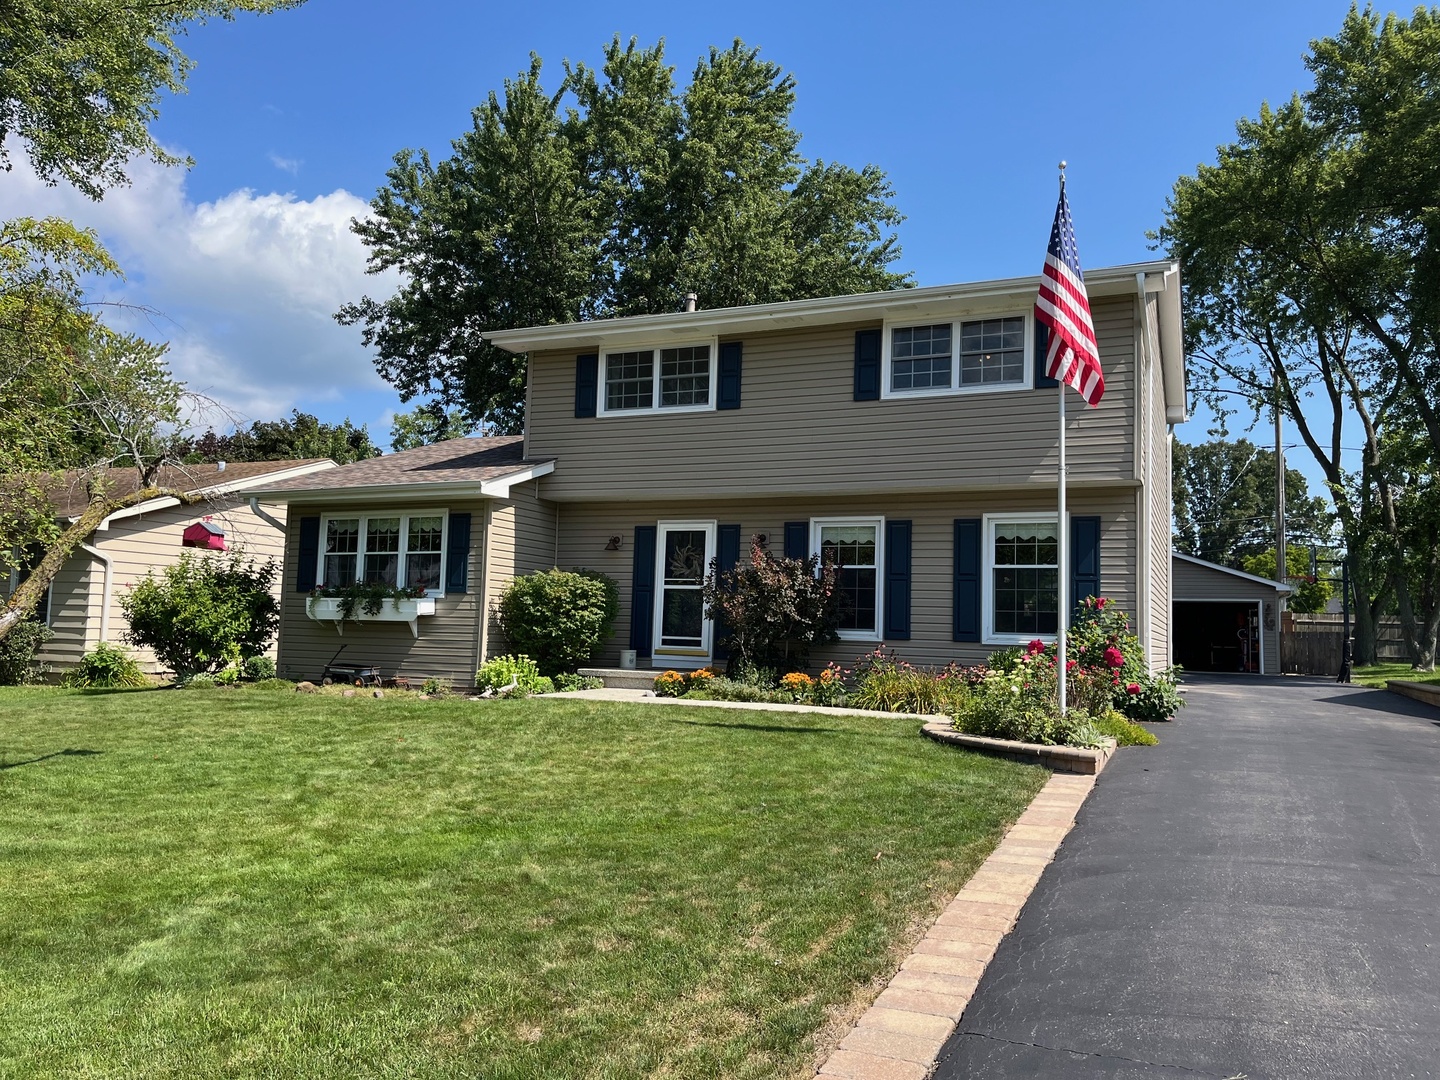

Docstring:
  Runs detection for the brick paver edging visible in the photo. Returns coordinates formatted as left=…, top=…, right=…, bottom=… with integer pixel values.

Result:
left=919, top=720, right=1115, bottom=775
left=1387, top=679, right=1440, bottom=710
left=815, top=771, right=1098, bottom=1080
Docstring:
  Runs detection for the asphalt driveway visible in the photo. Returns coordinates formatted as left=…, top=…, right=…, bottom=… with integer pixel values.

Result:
left=932, top=675, right=1440, bottom=1079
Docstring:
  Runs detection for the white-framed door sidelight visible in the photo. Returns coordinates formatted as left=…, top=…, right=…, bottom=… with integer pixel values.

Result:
left=653, top=520, right=716, bottom=664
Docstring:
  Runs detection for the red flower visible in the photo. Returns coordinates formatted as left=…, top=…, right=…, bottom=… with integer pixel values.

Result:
left=1104, top=647, right=1124, bottom=668
left=1096, top=597, right=1108, bottom=608
left=1066, top=660, right=1078, bottom=671
left=1126, top=682, right=1141, bottom=695
left=1026, top=638, right=1046, bottom=655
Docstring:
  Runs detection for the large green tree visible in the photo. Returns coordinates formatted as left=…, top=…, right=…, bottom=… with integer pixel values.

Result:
left=0, top=0, right=303, bottom=198
left=339, top=37, right=910, bottom=432
left=1172, top=439, right=1333, bottom=569
left=1156, top=5, right=1440, bottom=665
left=186, top=411, right=383, bottom=465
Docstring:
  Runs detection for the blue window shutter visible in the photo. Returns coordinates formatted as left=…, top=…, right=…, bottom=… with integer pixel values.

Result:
left=854, top=328, right=881, bottom=401
left=296, top=516, right=320, bottom=592
left=884, top=520, right=912, bottom=640
left=1033, top=321, right=1058, bottom=389
left=630, top=526, right=657, bottom=657
left=1071, top=515, right=1101, bottom=612
left=445, top=512, right=472, bottom=593
left=784, top=521, right=808, bottom=561
left=575, top=354, right=599, bottom=418
left=953, top=518, right=982, bottom=642
left=717, top=342, right=742, bottom=410
left=713, top=524, right=742, bottom=661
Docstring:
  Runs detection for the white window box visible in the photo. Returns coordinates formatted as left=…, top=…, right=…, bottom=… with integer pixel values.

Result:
left=305, top=596, right=436, bottom=638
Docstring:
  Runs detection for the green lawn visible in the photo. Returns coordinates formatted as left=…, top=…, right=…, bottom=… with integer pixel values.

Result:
left=0, top=686, right=1045, bottom=1080
left=1353, top=662, right=1440, bottom=688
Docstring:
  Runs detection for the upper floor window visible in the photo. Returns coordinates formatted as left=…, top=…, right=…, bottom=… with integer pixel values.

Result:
left=600, top=343, right=715, bottom=415
left=320, top=512, right=448, bottom=596
left=884, top=315, right=1031, bottom=398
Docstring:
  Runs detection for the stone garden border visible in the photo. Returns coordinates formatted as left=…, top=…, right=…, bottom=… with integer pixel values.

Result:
left=919, top=719, right=1116, bottom=775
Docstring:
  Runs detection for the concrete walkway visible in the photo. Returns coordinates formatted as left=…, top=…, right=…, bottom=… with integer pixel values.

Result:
left=930, top=675, right=1440, bottom=1079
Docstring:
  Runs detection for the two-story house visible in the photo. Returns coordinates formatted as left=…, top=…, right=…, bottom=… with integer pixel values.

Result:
left=252, top=260, right=1185, bottom=685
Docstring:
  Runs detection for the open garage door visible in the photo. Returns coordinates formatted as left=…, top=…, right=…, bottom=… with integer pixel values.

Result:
left=1173, top=601, right=1262, bottom=674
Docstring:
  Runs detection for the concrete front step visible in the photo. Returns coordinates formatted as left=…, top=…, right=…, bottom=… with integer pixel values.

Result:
left=578, top=667, right=661, bottom=691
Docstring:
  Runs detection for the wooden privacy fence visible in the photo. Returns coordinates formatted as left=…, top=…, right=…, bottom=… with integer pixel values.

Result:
left=1280, top=613, right=1408, bottom=675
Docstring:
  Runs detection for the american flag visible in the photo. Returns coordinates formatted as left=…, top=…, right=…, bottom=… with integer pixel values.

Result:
left=1035, top=181, right=1103, bottom=406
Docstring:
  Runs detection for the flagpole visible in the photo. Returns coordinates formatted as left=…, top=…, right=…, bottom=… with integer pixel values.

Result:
left=1056, top=163, right=1069, bottom=716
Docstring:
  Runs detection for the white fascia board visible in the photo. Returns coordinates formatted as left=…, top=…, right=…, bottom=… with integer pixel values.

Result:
left=1155, top=265, right=1187, bottom=423
left=1173, top=552, right=1294, bottom=593
left=190, top=459, right=339, bottom=498
left=96, top=495, right=182, bottom=529
left=478, top=460, right=555, bottom=497
left=485, top=260, right=1180, bottom=354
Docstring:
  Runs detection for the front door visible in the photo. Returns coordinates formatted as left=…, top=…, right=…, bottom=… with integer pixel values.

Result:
left=653, top=521, right=715, bottom=665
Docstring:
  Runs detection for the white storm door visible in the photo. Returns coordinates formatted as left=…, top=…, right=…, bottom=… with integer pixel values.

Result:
left=653, top=521, right=716, bottom=660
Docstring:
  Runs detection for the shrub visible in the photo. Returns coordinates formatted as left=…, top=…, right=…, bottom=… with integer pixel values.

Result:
left=685, top=677, right=789, bottom=704
left=421, top=677, right=451, bottom=697
left=121, top=550, right=278, bottom=680
left=653, top=670, right=688, bottom=697
left=552, top=672, right=604, bottom=692
left=61, top=643, right=148, bottom=689
left=1093, top=709, right=1159, bottom=746
left=850, top=648, right=968, bottom=715
left=778, top=671, right=814, bottom=701
left=702, top=539, right=843, bottom=674
left=496, top=569, right=619, bottom=676
left=475, top=655, right=554, bottom=697
left=0, top=619, right=52, bottom=685
left=242, top=655, right=276, bottom=681
left=953, top=651, right=1094, bottom=746
left=1118, top=667, right=1185, bottom=723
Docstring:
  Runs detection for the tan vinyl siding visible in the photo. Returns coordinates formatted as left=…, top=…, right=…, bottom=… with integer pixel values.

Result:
left=558, top=489, right=1138, bottom=670
left=1172, top=558, right=1283, bottom=674
left=89, top=498, right=290, bottom=672
left=275, top=500, right=487, bottom=686
left=481, top=482, right=558, bottom=658
left=526, top=296, right=1137, bottom=501
left=24, top=554, right=96, bottom=670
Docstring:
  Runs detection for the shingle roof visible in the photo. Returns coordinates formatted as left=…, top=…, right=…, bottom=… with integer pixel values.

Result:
left=42, top=460, right=332, bottom=517
left=250, top=436, right=548, bottom=496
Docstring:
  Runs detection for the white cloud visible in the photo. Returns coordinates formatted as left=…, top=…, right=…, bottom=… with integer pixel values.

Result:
left=268, top=152, right=302, bottom=175
left=0, top=146, right=399, bottom=425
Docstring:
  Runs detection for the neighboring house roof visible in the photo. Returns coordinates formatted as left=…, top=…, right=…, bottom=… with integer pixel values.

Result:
left=43, top=459, right=337, bottom=519
left=247, top=437, right=555, bottom=503
left=1172, top=552, right=1294, bottom=594
left=485, top=258, right=1187, bottom=423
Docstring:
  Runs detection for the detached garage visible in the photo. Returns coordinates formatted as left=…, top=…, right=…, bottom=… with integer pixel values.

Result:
left=1171, top=553, right=1292, bottom=676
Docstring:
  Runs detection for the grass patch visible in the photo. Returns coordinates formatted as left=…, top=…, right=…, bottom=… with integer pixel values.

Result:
left=0, top=686, right=1045, bottom=1079
left=1353, top=662, right=1440, bottom=689
left=1093, top=711, right=1159, bottom=746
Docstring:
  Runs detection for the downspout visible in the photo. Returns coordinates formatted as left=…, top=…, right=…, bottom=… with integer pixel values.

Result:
left=80, top=542, right=113, bottom=643
left=248, top=497, right=286, bottom=532
left=1134, top=272, right=1154, bottom=667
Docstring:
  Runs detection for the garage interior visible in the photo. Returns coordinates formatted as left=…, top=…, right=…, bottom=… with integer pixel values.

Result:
left=1173, top=601, right=1262, bottom=674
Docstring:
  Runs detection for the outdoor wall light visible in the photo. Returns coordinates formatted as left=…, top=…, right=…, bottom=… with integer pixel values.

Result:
left=753, top=533, right=768, bottom=549
left=605, top=535, right=622, bottom=551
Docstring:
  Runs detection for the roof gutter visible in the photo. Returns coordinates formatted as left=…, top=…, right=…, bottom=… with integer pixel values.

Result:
left=248, top=497, right=287, bottom=532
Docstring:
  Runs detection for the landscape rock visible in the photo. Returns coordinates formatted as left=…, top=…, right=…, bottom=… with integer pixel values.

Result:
left=372, top=690, right=384, bottom=698
left=342, top=689, right=356, bottom=698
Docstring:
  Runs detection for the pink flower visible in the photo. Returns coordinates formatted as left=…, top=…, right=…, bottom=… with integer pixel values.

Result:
left=1126, top=682, right=1141, bottom=695
left=1066, top=660, right=1077, bottom=671
left=1026, top=638, right=1046, bottom=655
left=1096, top=597, right=1108, bottom=608
left=1104, top=647, right=1124, bottom=668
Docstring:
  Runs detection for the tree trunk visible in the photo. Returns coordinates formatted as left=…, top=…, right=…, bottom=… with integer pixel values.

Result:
left=0, top=488, right=175, bottom=643
left=1347, top=553, right=1390, bottom=667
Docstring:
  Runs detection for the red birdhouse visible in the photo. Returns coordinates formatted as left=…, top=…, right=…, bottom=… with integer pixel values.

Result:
left=182, top=519, right=226, bottom=551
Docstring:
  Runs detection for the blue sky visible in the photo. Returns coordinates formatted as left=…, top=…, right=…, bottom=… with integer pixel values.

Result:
left=0, top=0, right=1363, bottom=488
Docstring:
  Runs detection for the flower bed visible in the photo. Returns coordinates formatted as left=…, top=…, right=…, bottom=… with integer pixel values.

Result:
left=658, top=597, right=1181, bottom=749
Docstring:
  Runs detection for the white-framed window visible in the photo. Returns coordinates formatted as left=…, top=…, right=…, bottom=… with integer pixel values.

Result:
left=812, top=516, right=884, bottom=641
left=883, top=314, right=1032, bottom=398
left=7, top=553, right=51, bottom=626
left=599, top=341, right=717, bottom=416
left=983, top=513, right=1059, bottom=644
left=318, top=511, right=448, bottom=597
